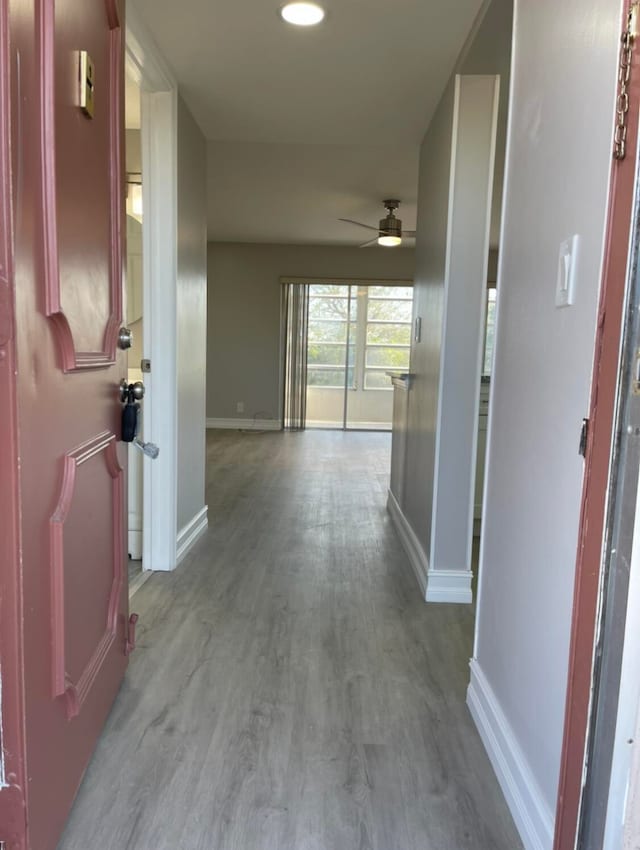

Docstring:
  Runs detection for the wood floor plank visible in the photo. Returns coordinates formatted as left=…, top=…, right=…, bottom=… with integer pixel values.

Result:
left=57, top=430, right=522, bottom=850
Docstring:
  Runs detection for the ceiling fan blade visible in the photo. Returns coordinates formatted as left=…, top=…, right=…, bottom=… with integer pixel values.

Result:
left=338, top=218, right=379, bottom=233
left=403, top=230, right=417, bottom=238
left=359, top=237, right=379, bottom=248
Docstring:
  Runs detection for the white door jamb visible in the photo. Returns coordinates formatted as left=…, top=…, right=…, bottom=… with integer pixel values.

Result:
left=125, top=10, right=179, bottom=571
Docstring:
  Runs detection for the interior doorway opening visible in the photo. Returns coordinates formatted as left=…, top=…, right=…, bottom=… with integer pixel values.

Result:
left=473, top=258, right=498, bottom=538
left=124, top=7, right=180, bottom=574
left=125, top=68, right=145, bottom=591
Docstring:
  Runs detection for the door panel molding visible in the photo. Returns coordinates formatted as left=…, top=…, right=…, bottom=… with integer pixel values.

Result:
left=49, top=432, right=124, bottom=720
left=9, top=0, right=129, bottom=843
left=38, top=0, right=123, bottom=373
left=0, top=0, right=10, bottom=359
left=104, top=0, right=121, bottom=30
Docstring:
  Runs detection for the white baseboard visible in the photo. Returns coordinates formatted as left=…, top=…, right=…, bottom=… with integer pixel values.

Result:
left=306, top=419, right=344, bottom=429
left=306, top=420, right=391, bottom=431
left=425, top=569, right=473, bottom=604
left=176, top=506, right=209, bottom=565
left=128, top=511, right=143, bottom=560
left=387, top=490, right=428, bottom=598
left=129, top=567, right=153, bottom=597
left=387, top=491, right=473, bottom=604
left=467, top=660, right=554, bottom=850
left=206, top=417, right=281, bottom=431
left=128, top=530, right=143, bottom=561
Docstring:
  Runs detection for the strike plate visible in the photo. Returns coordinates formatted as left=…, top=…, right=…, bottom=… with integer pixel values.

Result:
left=79, top=51, right=95, bottom=118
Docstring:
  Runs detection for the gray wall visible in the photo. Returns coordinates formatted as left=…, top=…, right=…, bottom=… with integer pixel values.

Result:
left=176, top=96, right=208, bottom=532
left=401, top=0, right=512, bottom=558
left=473, top=0, right=622, bottom=826
left=459, top=0, right=513, bottom=246
left=125, top=129, right=141, bottom=173
left=207, top=243, right=415, bottom=421
left=402, top=81, right=455, bottom=552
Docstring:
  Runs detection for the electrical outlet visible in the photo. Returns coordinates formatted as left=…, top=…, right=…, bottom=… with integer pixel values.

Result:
left=236, top=401, right=245, bottom=414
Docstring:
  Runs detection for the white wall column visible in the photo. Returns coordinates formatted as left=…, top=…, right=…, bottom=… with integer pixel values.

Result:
left=428, top=74, right=500, bottom=602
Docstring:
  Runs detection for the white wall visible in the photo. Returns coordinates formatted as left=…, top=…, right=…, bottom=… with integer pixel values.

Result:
left=624, top=690, right=640, bottom=849
left=207, top=243, right=415, bottom=422
left=176, top=96, right=208, bottom=534
left=430, top=74, right=499, bottom=591
left=469, top=1, right=622, bottom=848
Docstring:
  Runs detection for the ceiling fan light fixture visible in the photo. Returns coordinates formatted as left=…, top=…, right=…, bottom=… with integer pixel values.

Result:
left=280, top=2, right=325, bottom=26
left=378, top=202, right=402, bottom=246
left=338, top=199, right=413, bottom=248
left=378, top=234, right=402, bottom=247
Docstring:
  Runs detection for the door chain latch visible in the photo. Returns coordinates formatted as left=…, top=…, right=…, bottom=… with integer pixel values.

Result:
left=614, top=3, right=639, bottom=160
left=579, top=418, right=589, bottom=458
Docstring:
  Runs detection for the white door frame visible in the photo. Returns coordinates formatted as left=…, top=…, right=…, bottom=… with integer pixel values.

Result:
left=125, top=9, right=179, bottom=572
left=601, top=475, right=640, bottom=849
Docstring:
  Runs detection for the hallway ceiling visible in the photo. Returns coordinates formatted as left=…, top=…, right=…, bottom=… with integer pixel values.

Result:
left=206, top=141, right=420, bottom=244
left=132, top=0, right=486, bottom=244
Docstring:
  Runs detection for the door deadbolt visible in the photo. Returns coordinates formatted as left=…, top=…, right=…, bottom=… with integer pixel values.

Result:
left=118, top=327, right=133, bottom=350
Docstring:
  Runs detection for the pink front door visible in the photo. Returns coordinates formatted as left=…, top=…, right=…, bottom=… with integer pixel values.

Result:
left=1, top=0, right=131, bottom=848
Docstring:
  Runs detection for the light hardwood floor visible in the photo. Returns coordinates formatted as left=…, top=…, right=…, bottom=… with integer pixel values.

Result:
left=58, top=430, right=521, bottom=850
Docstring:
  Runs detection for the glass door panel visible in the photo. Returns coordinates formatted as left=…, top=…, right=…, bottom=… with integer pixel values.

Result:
left=305, top=283, right=413, bottom=430
left=345, top=285, right=413, bottom=430
left=306, top=284, right=352, bottom=428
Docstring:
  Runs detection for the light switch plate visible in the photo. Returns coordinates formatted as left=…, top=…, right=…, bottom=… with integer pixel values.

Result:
left=556, top=234, right=580, bottom=308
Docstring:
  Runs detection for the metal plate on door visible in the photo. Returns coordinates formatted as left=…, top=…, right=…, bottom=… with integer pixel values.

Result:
left=79, top=51, right=95, bottom=118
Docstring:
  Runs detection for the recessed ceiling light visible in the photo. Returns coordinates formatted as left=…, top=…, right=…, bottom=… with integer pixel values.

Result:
left=280, top=2, right=325, bottom=26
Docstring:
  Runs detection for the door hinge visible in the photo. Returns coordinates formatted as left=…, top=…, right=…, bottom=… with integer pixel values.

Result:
left=579, top=418, right=589, bottom=458
left=614, top=3, right=639, bottom=160
left=0, top=279, right=13, bottom=353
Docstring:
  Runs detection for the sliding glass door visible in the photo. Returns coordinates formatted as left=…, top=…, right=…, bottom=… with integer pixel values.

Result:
left=305, top=284, right=355, bottom=427
left=345, top=285, right=412, bottom=429
left=305, top=283, right=413, bottom=431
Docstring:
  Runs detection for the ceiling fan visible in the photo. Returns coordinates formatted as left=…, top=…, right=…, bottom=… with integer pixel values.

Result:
left=339, top=199, right=416, bottom=247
